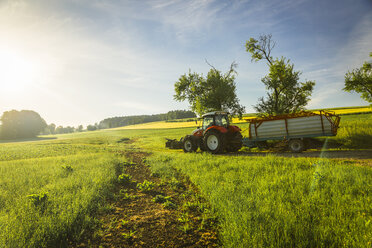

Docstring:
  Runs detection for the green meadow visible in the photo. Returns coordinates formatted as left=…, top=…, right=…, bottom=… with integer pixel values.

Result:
left=148, top=154, right=371, bottom=247
left=0, top=111, right=371, bottom=247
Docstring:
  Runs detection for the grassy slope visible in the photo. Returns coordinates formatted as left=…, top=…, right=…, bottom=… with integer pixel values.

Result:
left=0, top=137, right=128, bottom=247
left=148, top=154, right=371, bottom=248
left=0, top=111, right=371, bottom=247
left=330, top=113, right=372, bottom=148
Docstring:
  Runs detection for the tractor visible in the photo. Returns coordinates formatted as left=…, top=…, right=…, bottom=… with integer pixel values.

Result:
left=166, top=111, right=243, bottom=154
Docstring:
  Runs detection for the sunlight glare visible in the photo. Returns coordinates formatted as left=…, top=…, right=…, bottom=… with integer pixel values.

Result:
left=0, top=49, right=38, bottom=91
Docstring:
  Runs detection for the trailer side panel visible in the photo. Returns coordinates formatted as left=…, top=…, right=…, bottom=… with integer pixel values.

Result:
left=250, top=115, right=335, bottom=140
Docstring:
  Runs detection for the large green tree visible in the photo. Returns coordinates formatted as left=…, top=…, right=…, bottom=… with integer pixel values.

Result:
left=344, top=52, right=372, bottom=103
left=245, top=34, right=315, bottom=116
left=0, top=110, right=47, bottom=139
left=174, top=62, right=245, bottom=117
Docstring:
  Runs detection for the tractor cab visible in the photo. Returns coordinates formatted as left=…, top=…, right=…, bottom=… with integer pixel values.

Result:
left=202, top=111, right=230, bottom=130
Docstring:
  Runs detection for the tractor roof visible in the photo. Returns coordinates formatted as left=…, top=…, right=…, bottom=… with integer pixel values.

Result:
left=202, top=111, right=229, bottom=117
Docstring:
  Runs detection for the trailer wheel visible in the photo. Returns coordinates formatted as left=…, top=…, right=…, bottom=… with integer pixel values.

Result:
left=288, top=139, right=304, bottom=153
left=183, top=136, right=197, bottom=153
left=204, top=130, right=225, bottom=154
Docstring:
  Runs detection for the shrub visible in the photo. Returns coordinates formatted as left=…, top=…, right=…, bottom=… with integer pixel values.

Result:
left=153, top=195, right=171, bottom=203
left=118, top=174, right=132, bottom=185
left=163, top=200, right=177, bottom=210
left=137, top=180, right=154, bottom=192
left=61, top=165, right=73, bottom=172
left=27, top=192, right=48, bottom=212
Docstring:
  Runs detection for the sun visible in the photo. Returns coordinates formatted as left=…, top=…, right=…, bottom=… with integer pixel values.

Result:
left=0, top=49, right=37, bottom=92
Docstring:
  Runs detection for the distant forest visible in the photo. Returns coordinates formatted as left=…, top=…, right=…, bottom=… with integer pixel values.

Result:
left=97, top=110, right=196, bottom=129
left=0, top=110, right=196, bottom=139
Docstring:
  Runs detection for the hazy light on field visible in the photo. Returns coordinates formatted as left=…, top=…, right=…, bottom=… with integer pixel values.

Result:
left=0, top=49, right=39, bottom=92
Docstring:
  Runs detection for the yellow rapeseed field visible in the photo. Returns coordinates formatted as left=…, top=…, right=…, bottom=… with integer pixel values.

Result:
left=325, top=107, right=371, bottom=115
left=117, top=121, right=199, bottom=130
left=118, top=106, right=371, bottom=130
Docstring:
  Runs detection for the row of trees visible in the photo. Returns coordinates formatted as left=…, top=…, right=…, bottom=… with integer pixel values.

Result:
left=174, top=34, right=371, bottom=117
left=0, top=110, right=88, bottom=139
left=98, top=110, right=196, bottom=129
left=0, top=110, right=196, bottom=140
left=43, top=123, right=85, bottom=135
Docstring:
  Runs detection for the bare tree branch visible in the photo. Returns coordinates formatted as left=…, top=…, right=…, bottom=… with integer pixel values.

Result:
left=205, top=59, right=217, bottom=71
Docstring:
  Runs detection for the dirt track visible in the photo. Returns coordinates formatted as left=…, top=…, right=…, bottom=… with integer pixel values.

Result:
left=74, top=152, right=219, bottom=248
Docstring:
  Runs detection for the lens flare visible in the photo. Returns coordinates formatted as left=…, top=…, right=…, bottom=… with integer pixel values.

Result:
left=0, top=49, right=38, bottom=91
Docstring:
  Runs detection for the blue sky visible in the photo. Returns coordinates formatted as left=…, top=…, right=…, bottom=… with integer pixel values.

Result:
left=0, top=0, right=371, bottom=126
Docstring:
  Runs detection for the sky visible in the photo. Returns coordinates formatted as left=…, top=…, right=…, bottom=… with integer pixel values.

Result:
left=0, top=0, right=371, bottom=127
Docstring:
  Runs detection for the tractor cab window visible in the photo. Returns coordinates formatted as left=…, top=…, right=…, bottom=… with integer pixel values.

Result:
left=215, top=115, right=229, bottom=127
left=202, top=116, right=214, bottom=130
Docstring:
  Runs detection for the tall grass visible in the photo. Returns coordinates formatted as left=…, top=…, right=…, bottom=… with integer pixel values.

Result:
left=334, top=114, right=372, bottom=148
left=0, top=153, right=123, bottom=247
left=148, top=153, right=372, bottom=248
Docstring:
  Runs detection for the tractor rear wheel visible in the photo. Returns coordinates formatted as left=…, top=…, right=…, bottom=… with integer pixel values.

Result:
left=204, top=130, right=225, bottom=154
left=183, top=136, right=197, bottom=153
left=288, top=139, right=304, bottom=153
left=226, top=132, right=243, bottom=152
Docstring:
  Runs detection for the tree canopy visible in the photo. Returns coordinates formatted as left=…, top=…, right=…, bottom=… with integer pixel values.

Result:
left=174, top=62, right=245, bottom=117
left=245, top=34, right=315, bottom=116
left=0, top=110, right=47, bottom=139
left=344, top=52, right=372, bottom=103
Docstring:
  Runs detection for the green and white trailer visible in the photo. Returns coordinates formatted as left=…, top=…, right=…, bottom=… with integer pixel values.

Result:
left=242, top=111, right=341, bottom=152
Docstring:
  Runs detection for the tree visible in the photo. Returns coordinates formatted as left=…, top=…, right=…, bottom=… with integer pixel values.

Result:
left=174, top=62, right=245, bottom=117
left=0, top=110, right=47, bottom=139
left=344, top=52, right=372, bottom=103
left=245, top=34, right=315, bottom=116
left=41, top=123, right=56, bottom=135
left=55, top=126, right=65, bottom=134
left=87, top=125, right=97, bottom=131
left=77, top=125, right=84, bottom=132
left=49, top=123, right=56, bottom=134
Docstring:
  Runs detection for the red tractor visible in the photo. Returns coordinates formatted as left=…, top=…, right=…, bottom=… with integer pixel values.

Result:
left=166, top=111, right=243, bottom=154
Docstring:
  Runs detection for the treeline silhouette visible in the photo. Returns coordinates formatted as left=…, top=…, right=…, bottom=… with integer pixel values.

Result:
left=0, top=110, right=47, bottom=139
left=98, top=110, right=196, bottom=129
left=0, top=109, right=196, bottom=139
left=43, top=124, right=84, bottom=135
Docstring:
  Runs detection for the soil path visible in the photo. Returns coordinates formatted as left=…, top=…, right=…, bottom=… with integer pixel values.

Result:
left=74, top=151, right=219, bottom=248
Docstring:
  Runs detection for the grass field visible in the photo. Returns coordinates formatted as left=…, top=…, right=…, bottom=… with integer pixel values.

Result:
left=0, top=108, right=371, bottom=247
left=0, top=153, right=123, bottom=247
left=148, top=154, right=371, bottom=247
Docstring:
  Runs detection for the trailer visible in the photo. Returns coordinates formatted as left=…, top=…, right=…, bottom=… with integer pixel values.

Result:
left=242, top=111, right=341, bottom=152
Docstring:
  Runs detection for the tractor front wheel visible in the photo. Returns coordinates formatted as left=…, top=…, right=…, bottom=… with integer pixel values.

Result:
left=204, top=130, right=225, bottom=154
left=183, top=136, right=197, bottom=153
